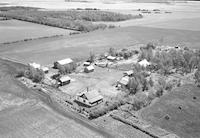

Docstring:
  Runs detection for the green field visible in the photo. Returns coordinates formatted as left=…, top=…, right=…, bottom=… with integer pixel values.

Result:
left=0, top=26, right=200, bottom=65
left=140, top=84, right=200, bottom=138
left=0, top=19, right=75, bottom=44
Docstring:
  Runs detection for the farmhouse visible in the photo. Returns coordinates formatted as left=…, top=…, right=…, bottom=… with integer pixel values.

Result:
left=107, top=56, right=116, bottom=61
left=54, top=58, right=73, bottom=68
left=139, top=59, right=151, bottom=67
left=124, top=70, right=134, bottom=76
left=75, top=89, right=103, bottom=107
left=118, top=76, right=129, bottom=88
left=58, top=76, right=71, bottom=86
left=84, top=65, right=94, bottom=73
left=28, top=62, right=41, bottom=69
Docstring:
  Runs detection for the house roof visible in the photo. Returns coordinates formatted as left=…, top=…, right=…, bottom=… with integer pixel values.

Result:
left=119, top=76, right=129, bottom=85
left=57, top=58, right=73, bottom=65
left=84, top=90, right=103, bottom=103
left=86, top=65, right=94, bottom=71
left=139, top=59, right=150, bottom=67
left=29, top=62, right=41, bottom=69
left=59, top=76, right=71, bottom=83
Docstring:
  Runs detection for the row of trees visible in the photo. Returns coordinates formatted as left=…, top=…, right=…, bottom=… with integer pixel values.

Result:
left=139, top=43, right=200, bottom=75
left=0, top=7, right=142, bottom=32
left=108, top=48, right=138, bottom=59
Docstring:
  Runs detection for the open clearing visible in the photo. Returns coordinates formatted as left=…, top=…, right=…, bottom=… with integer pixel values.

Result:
left=0, top=26, right=200, bottom=65
left=140, top=84, right=200, bottom=138
left=0, top=19, right=75, bottom=44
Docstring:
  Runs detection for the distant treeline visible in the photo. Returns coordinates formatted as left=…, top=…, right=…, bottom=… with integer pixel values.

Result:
left=0, top=6, right=143, bottom=32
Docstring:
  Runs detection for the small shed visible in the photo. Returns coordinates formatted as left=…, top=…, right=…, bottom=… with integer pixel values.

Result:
left=107, top=56, right=116, bottom=61
left=118, top=76, right=129, bottom=88
left=54, top=58, right=73, bottom=69
left=84, top=65, right=94, bottom=73
left=139, top=59, right=151, bottom=67
left=75, top=89, right=103, bottom=107
left=124, top=70, right=134, bottom=76
left=58, top=76, right=71, bottom=86
left=28, top=62, right=41, bottom=69
left=83, top=61, right=91, bottom=66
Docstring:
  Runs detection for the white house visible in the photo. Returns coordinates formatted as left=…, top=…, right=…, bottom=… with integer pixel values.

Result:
left=139, top=59, right=151, bottom=67
left=75, top=89, right=103, bottom=107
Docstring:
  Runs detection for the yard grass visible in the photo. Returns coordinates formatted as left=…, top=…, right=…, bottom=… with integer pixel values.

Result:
left=139, top=84, right=200, bottom=138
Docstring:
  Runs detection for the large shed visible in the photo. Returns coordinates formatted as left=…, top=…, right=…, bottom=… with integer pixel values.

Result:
left=54, top=58, right=73, bottom=69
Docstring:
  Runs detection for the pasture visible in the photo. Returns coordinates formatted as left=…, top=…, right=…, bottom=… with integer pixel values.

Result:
left=0, top=25, right=200, bottom=65
left=0, top=19, right=75, bottom=44
left=140, top=84, right=200, bottom=138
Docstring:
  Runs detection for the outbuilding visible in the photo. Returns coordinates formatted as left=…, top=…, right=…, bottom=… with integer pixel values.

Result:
left=84, top=65, right=94, bottom=73
left=107, top=56, right=116, bottom=61
left=124, top=70, right=134, bottom=76
left=58, top=76, right=71, bottom=86
left=28, top=62, right=41, bottom=69
left=83, top=61, right=91, bottom=66
left=54, top=58, right=73, bottom=69
left=139, top=59, right=151, bottom=67
left=118, top=76, right=129, bottom=88
left=75, top=89, right=103, bottom=107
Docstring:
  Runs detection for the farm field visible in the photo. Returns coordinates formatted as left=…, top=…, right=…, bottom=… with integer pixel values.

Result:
left=140, top=84, right=200, bottom=138
left=0, top=26, right=200, bottom=65
left=0, top=19, right=75, bottom=44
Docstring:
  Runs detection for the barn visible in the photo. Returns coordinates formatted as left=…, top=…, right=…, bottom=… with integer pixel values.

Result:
left=54, top=58, right=73, bottom=69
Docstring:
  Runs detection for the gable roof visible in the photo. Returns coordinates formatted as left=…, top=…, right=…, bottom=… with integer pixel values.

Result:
left=86, top=65, right=94, bottom=71
left=59, top=76, right=71, bottom=83
left=57, top=58, right=73, bottom=65
left=84, top=90, right=103, bottom=103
